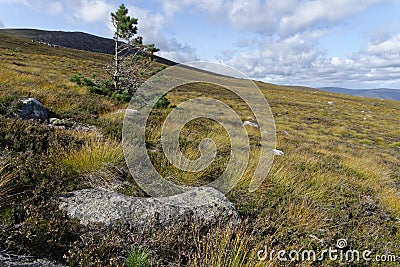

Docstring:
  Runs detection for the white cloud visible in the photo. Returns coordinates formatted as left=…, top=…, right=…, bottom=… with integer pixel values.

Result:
left=0, top=0, right=66, bottom=14
left=156, top=0, right=384, bottom=36
left=126, top=5, right=164, bottom=42
left=221, top=30, right=326, bottom=77
left=71, top=0, right=113, bottom=24
left=47, top=1, right=63, bottom=16
left=226, top=0, right=275, bottom=33
left=127, top=5, right=199, bottom=63
left=8, top=0, right=114, bottom=25
left=0, top=0, right=29, bottom=5
left=279, top=0, right=383, bottom=36
left=220, top=31, right=400, bottom=88
left=157, top=0, right=196, bottom=17
left=364, top=34, right=400, bottom=56
left=157, top=0, right=279, bottom=34
left=156, top=38, right=199, bottom=62
left=0, top=0, right=104, bottom=20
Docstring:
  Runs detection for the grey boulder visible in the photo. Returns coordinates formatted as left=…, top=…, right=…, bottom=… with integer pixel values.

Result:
left=59, top=187, right=240, bottom=231
left=17, top=98, right=48, bottom=121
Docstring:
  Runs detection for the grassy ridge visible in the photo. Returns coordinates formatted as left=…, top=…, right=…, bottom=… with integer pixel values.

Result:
left=0, top=33, right=399, bottom=266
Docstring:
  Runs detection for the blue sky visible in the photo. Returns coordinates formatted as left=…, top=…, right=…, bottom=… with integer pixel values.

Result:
left=0, top=0, right=400, bottom=89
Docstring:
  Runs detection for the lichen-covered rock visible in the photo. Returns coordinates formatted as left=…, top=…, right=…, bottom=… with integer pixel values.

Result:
left=59, top=187, right=240, bottom=231
left=48, top=118, right=97, bottom=132
left=49, top=118, right=69, bottom=127
left=17, top=98, right=48, bottom=121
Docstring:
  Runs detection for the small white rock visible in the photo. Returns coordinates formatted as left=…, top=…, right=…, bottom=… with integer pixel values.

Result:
left=116, top=109, right=141, bottom=115
left=273, top=149, right=284, bottom=156
left=243, top=121, right=259, bottom=128
left=328, top=101, right=335, bottom=105
left=22, top=98, right=42, bottom=106
left=126, top=109, right=140, bottom=115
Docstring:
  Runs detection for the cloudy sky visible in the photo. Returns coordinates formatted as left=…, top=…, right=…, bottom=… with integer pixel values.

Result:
left=0, top=0, right=400, bottom=89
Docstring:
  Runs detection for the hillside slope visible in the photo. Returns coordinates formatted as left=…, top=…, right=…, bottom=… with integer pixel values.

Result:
left=0, top=28, right=177, bottom=66
left=0, top=33, right=399, bottom=266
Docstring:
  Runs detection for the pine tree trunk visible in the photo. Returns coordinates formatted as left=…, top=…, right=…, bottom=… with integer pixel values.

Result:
left=114, top=35, right=119, bottom=92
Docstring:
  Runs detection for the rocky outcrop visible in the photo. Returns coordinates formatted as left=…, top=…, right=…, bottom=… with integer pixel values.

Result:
left=17, top=98, right=48, bottom=121
left=48, top=118, right=97, bottom=132
left=6, top=98, right=97, bottom=132
left=59, top=187, right=240, bottom=231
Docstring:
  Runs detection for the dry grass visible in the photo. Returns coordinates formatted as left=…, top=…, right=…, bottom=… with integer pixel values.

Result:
left=62, top=136, right=126, bottom=190
left=0, top=164, right=14, bottom=203
left=341, top=155, right=400, bottom=216
left=189, top=225, right=253, bottom=267
left=62, top=137, right=123, bottom=174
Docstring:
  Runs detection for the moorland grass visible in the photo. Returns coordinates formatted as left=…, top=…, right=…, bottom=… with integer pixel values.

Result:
left=0, top=33, right=399, bottom=266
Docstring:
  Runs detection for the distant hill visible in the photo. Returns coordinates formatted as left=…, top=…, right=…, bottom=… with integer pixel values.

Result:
left=0, top=28, right=176, bottom=66
left=320, top=87, right=400, bottom=101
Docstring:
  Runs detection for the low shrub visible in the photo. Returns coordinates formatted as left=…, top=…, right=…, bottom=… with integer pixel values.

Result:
left=154, top=95, right=170, bottom=109
left=126, top=247, right=150, bottom=267
left=70, top=73, right=112, bottom=98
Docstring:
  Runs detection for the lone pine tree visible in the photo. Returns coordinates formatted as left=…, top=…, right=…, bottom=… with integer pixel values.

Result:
left=109, top=4, right=158, bottom=95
